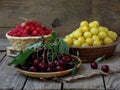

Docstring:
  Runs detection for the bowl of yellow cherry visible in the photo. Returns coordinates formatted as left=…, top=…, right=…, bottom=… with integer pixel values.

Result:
left=64, top=20, right=120, bottom=62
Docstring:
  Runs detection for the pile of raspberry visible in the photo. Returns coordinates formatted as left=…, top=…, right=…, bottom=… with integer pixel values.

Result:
left=8, top=20, right=52, bottom=37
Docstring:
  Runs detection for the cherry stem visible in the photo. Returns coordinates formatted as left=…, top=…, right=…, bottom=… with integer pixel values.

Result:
left=37, top=48, right=39, bottom=60
left=19, top=17, right=28, bottom=21
left=42, top=47, right=45, bottom=63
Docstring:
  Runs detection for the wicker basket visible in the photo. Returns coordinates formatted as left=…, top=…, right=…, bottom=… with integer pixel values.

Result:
left=70, top=37, right=120, bottom=63
left=6, top=32, right=51, bottom=51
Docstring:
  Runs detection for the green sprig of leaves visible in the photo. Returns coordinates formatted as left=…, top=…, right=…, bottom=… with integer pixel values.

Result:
left=8, top=48, right=34, bottom=66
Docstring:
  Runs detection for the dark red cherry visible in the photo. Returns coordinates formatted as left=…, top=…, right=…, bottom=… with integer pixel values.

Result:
left=91, top=62, right=98, bottom=69
left=69, top=62, right=75, bottom=68
left=59, top=60, right=66, bottom=66
left=54, top=60, right=60, bottom=66
left=48, top=61, right=55, bottom=68
left=47, top=67, right=53, bottom=72
left=33, top=59, right=40, bottom=67
left=39, top=62, right=48, bottom=71
left=56, top=66, right=64, bottom=71
left=62, top=55, right=70, bottom=63
left=58, top=54, right=63, bottom=59
left=28, top=66, right=37, bottom=72
left=101, top=65, right=109, bottom=73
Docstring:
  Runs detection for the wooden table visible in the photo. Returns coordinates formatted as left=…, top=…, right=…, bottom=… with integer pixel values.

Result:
left=0, top=39, right=120, bottom=90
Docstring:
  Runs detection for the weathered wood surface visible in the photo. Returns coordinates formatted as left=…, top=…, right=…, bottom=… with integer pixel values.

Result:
left=0, top=0, right=120, bottom=37
left=0, top=39, right=120, bottom=90
left=0, top=55, right=27, bottom=90
left=0, top=27, right=12, bottom=38
left=0, top=52, right=6, bottom=62
left=63, top=75, right=104, bottom=90
left=24, top=78, right=61, bottom=90
left=104, top=73, right=120, bottom=90
left=0, top=39, right=10, bottom=51
left=104, top=43, right=120, bottom=90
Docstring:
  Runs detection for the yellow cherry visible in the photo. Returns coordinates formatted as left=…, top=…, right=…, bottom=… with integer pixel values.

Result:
left=84, top=31, right=92, bottom=38
left=80, top=21, right=89, bottom=27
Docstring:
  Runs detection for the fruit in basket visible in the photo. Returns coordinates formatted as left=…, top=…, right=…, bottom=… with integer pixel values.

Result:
left=8, top=32, right=81, bottom=73
left=6, top=19, right=53, bottom=51
left=8, top=20, right=52, bottom=37
left=64, top=20, right=118, bottom=47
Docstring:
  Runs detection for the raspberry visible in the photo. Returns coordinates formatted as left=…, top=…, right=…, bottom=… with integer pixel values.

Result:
left=25, top=26, right=30, bottom=31
left=32, top=30, right=38, bottom=36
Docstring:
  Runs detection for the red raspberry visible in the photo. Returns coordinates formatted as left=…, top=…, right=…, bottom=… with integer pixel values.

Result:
left=25, top=26, right=30, bottom=31
left=32, top=30, right=38, bottom=36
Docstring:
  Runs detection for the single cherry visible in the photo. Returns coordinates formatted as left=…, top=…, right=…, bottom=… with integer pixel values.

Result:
left=101, top=65, right=109, bottom=73
left=91, top=62, right=98, bottom=69
left=28, top=66, right=37, bottom=72
left=48, top=61, right=55, bottom=68
left=33, top=59, right=40, bottom=67
left=56, top=66, right=64, bottom=71
left=54, top=60, right=60, bottom=66
left=39, top=62, right=48, bottom=71
left=47, top=67, right=53, bottom=72
left=69, top=61, right=75, bottom=68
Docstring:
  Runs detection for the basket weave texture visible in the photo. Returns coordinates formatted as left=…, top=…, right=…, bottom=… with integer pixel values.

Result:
left=6, top=32, right=51, bottom=51
left=70, top=38, right=120, bottom=63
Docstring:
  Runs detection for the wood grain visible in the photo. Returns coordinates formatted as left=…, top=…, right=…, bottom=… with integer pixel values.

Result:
left=103, top=73, right=120, bottom=90
left=24, top=78, right=61, bottom=90
left=0, top=39, right=10, bottom=51
left=63, top=75, right=104, bottom=90
left=0, top=0, right=120, bottom=37
left=0, top=52, right=6, bottom=62
left=0, top=27, right=12, bottom=38
left=91, top=0, right=120, bottom=35
left=0, top=56, right=27, bottom=90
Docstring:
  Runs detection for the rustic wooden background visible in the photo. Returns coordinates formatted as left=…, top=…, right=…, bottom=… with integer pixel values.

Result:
left=0, top=0, right=120, bottom=38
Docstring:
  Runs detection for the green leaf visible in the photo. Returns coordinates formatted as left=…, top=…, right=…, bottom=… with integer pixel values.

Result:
left=77, top=51, right=80, bottom=56
left=8, top=48, right=34, bottom=66
left=48, top=32, right=56, bottom=43
left=59, top=38, right=69, bottom=54
left=95, top=56, right=105, bottom=63
left=72, top=64, right=77, bottom=75
left=27, top=40, right=43, bottom=50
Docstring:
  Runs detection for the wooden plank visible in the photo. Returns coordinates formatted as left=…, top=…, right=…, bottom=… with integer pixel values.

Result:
left=0, top=56, right=27, bottom=90
left=0, top=39, right=10, bottom=51
left=63, top=75, right=104, bottom=90
left=91, top=0, right=120, bottom=35
left=24, top=78, right=61, bottom=90
left=103, top=73, right=120, bottom=89
left=0, top=0, right=91, bottom=37
left=0, top=27, right=12, bottom=38
left=0, top=52, right=6, bottom=62
left=116, top=41, right=120, bottom=52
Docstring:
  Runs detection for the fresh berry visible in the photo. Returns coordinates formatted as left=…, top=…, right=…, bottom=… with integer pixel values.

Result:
left=69, top=61, right=75, bottom=68
left=39, top=62, right=48, bottom=71
left=48, top=61, right=55, bottom=68
left=47, top=67, right=53, bottom=72
left=32, top=30, right=38, bottom=36
left=33, top=59, right=40, bottom=67
left=56, top=66, right=64, bottom=71
left=54, top=60, right=60, bottom=66
left=101, top=65, right=109, bottom=73
left=28, top=66, right=37, bottom=72
left=91, top=62, right=98, bottom=69
left=8, top=20, right=52, bottom=37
